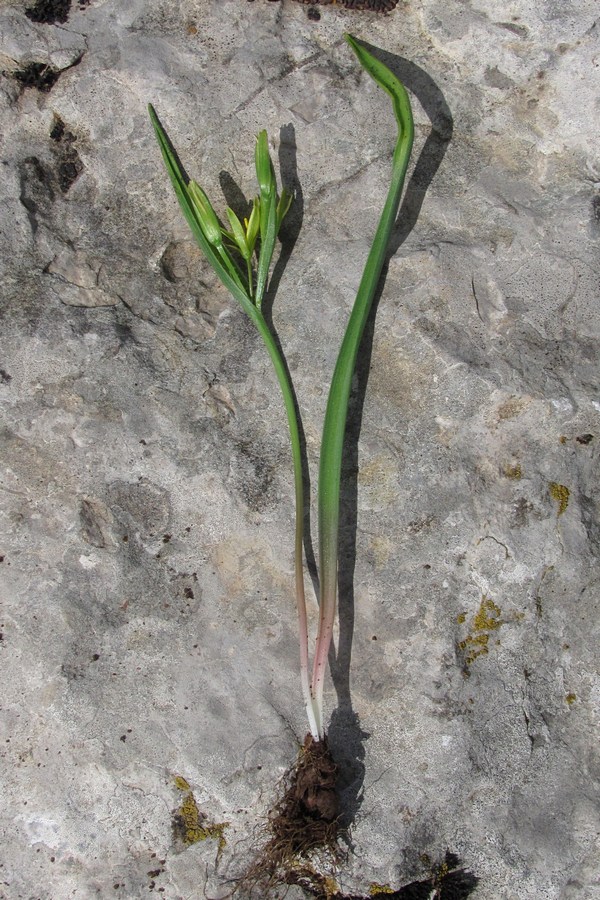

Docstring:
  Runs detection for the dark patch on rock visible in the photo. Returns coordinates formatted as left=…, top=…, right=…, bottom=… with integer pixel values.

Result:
left=80, top=497, right=116, bottom=549
left=26, top=0, right=71, bottom=25
left=25, top=0, right=90, bottom=23
left=50, top=115, right=84, bottom=192
left=49, top=119, right=66, bottom=142
left=107, top=478, right=171, bottom=539
left=18, top=123, right=83, bottom=229
left=57, top=156, right=81, bottom=192
left=256, top=0, right=399, bottom=9
left=231, top=437, right=280, bottom=512
left=511, top=495, right=534, bottom=528
left=19, top=156, right=55, bottom=231
left=580, top=494, right=600, bottom=556
left=217, top=311, right=256, bottom=383
left=11, top=62, right=61, bottom=92
left=6, top=52, right=83, bottom=98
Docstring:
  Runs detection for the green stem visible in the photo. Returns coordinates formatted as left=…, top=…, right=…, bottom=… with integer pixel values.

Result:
left=250, top=310, right=319, bottom=740
left=149, top=103, right=318, bottom=739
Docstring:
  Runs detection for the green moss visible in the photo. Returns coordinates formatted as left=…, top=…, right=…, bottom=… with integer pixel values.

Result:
left=503, top=463, right=522, bottom=480
left=549, top=482, right=569, bottom=515
left=565, top=692, right=577, bottom=705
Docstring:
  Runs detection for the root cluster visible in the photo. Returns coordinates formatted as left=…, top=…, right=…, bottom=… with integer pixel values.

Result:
left=240, top=734, right=341, bottom=893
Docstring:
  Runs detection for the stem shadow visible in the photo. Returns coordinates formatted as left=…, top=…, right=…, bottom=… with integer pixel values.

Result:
left=327, top=48, right=453, bottom=826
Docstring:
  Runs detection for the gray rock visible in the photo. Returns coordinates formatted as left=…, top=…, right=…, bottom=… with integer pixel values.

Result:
left=1, top=0, right=598, bottom=898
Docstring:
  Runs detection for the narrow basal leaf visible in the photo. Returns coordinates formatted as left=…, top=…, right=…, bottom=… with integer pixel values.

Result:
left=311, top=35, right=415, bottom=738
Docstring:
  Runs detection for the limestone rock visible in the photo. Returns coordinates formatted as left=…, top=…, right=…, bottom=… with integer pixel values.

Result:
left=1, top=0, right=598, bottom=898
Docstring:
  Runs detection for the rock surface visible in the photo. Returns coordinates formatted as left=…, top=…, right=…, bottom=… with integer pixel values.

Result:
left=1, top=0, right=599, bottom=897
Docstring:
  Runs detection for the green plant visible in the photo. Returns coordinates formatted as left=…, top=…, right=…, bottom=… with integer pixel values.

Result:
left=148, top=33, right=414, bottom=744
left=148, top=105, right=318, bottom=739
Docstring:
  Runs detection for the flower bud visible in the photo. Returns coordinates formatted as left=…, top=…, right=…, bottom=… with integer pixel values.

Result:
left=255, top=131, right=275, bottom=200
left=245, top=197, right=261, bottom=252
left=188, top=181, right=222, bottom=247
left=226, top=207, right=251, bottom=260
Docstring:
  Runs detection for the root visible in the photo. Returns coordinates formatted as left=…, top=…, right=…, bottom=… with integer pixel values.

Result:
left=238, top=734, right=342, bottom=895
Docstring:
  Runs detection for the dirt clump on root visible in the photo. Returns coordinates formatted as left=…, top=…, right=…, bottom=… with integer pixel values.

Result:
left=240, top=734, right=341, bottom=893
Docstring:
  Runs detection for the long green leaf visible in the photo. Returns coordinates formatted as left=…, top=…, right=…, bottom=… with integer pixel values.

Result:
left=311, top=35, right=415, bottom=738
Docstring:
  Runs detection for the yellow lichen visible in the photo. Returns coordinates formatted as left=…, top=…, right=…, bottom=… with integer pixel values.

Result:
left=459, top=632, right=490, bottom=666
left=549, top=482, right=569, bottom=515
left=173, top=775, right=191, bottom=791
left=369, top=885, right=395, bottom=896
left=323, top=876, right=341, bottom=897
left=434, top=859, right=450, bottom=883
left=565, top=693, right=577, bottom=705
left=172, top=775, right=229, bottom=852
left=458, top=596, right=503, bottom=669
left=457, top=612, right=466, bottom=624
left=503, top=463, right=522, bottom=479
left=472, top=596, right=502, bottom=632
